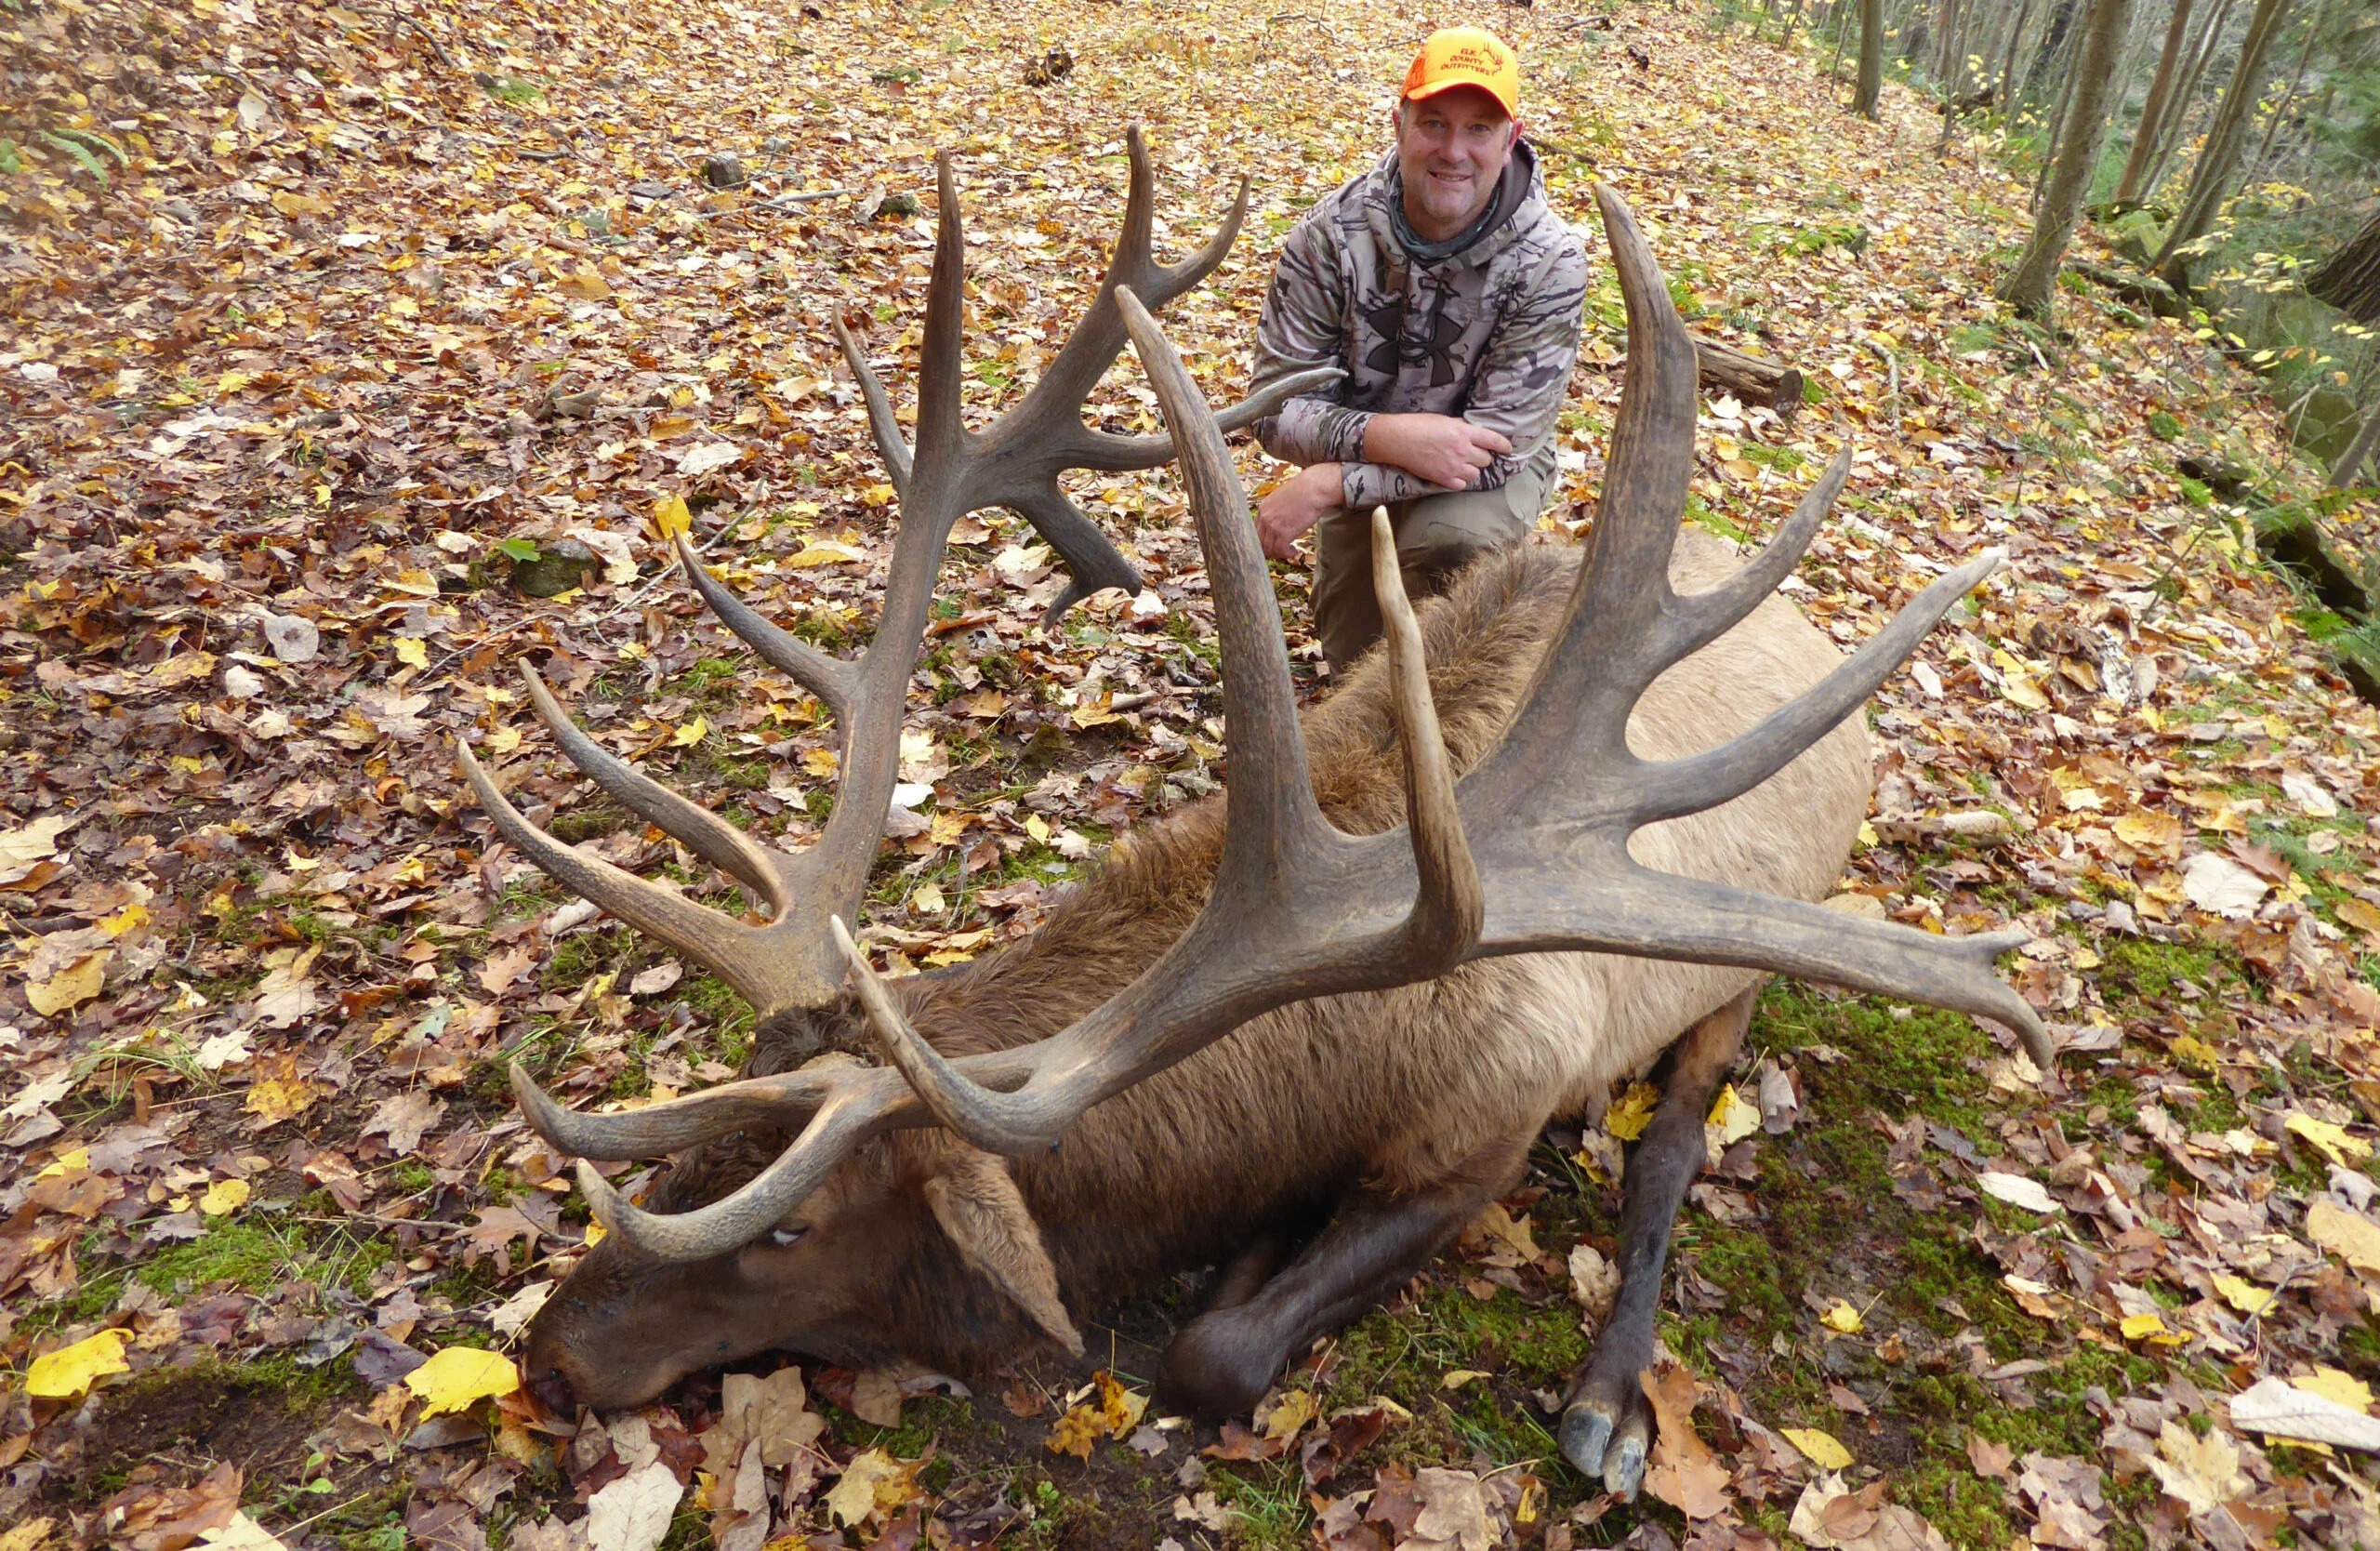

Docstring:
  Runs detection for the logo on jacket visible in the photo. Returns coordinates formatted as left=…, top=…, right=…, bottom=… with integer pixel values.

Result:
left=1361, top=274, right=1465, bottom=389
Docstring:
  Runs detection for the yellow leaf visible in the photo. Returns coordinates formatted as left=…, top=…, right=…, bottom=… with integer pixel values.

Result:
left=1441, top=1370, right=1491, bottom=1390
left=1707, top=1083, right=1761, bottom=1146
left=199, top=1178, right=251, bottom=1217
left=858, top=483, right=897, bottom=506
left=2294, top=1368, right=2373, bottom=1414
left=2000, top=673, right=2050, bottom=711
left=583, top=1219, right=606, bottom=1247
left=2285, top=1113, right=2371, bottom=1169
left=2112, top=810, right=2185, bottom=853
left=1098, top=1372, right=1149, bottom=1436
left=2170, top=1034, right=2221, bottom=1071
left=487, top=726, right=522, bottom=754
left=912, top=882, right=946, bottom=914
left=801, top=748, right=840, bottom=778
left=2337, top=897, right=2380, bottom=938
left=824, top=1447, right=919, bottom=1528
left=2307, top=1200, right=2380, bottom=1274
left=27, top=1329, right=131, bottom=1399
left=404, top=1346, right=520, bottom=1416
left=1025, top=814, right=1051, bottom=843
left=2212, top=1274, right=2275, bottom=1316
left=1606, top=1081, right=1660, bottom=1142
left=394, top=637, right=429, bottom=669
left=2120, top=1312, right=2169, bottom=1341
left=1819, top=1300, right=1864, bottom=1334
left=26, top=951, right=108, bottom=1016
left=37, top=1148, right=89, bottom=1180
left=1781, top=1426, right=1854, bottom=1470
left=1044, top=1402, right=1104, bottom=1460
left=651, top=494, right=692, bottom=540
left=669, top=715, right=708, bottom=748
left=785, top=539, right=866, bottom=567
left=100, top=903, right=150, bottom=937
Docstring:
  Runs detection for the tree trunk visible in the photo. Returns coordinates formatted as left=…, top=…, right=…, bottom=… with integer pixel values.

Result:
left=2249, top=0, right=2328, bottom=176
left=2151, top=0, right=2296, bottom=286
left=2137, top=0, right=2243, bottom=201
left=2113, top=0, right=2197, bottom=202
left=2000, top=0, right=2137, bottom=318
left=2308, top=208, right=2380, bottom=325
left=1856, top=0, right=1885, bottom=116
left=2025, top=0, right=2081, bottom=97
left=1997, top=0, right=2043, bottom=110
left=2329, top=404, right=2380, bottom=489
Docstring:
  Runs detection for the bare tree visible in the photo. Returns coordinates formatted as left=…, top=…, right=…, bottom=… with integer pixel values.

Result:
left=1856, top=0, right=1885, bottom=117
left=2151, top=0, right=2299, bottom=286
left=2001, top=0, right=2138, bottom=317
left=2113, top=0, right=2199, bottom=203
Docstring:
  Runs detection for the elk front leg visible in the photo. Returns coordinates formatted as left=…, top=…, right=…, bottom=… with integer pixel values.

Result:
left=1559, top=986, right=1754, bottom=1498
left=1158, top=1135, right=1531, bottom=1421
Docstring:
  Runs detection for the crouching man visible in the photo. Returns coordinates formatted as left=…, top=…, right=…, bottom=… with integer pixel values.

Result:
left=1250, top=25, right=1590, bottom=670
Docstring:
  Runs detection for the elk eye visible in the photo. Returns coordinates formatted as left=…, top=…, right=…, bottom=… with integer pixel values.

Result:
left=768, top=1226, right=808, bottom=1249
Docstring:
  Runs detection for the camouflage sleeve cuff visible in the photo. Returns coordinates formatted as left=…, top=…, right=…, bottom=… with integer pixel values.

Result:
left=1340, top=459, right=1431, bottom=509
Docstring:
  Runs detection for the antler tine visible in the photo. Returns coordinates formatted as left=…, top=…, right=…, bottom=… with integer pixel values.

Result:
left=508, top=1061, right=840, bottom=1160
left=519, top=664, right=791, bottom=908
left=830, top=315, right=914, bottom=498
left=912, top=152, right=970, bottom=472
left=1371, top=510, right=1482, bottom=972
left=1059, top=365, right=1346, bottom=474
left=672, top=533, right=857, bottom=723
left=1632, top=549, right=2007, bottom=829
left=456, top=740, right=817, bottom=1014
left=1664, top=447, right=1852, bottom=665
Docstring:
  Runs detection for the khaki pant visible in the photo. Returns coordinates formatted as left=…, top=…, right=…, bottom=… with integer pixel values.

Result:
left=1309, top=440, right=1559, bottom=672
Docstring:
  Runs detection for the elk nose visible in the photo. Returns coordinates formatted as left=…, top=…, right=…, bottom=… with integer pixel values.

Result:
left=527, top=1362, right=575, bottom=1415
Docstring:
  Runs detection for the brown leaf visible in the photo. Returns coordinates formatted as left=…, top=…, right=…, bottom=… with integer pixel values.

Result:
left=362, top=1090, right=445, bottom=1155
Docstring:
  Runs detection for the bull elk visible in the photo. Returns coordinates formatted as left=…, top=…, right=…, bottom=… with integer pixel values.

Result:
left=456, top=131, right=2052, bottom=1495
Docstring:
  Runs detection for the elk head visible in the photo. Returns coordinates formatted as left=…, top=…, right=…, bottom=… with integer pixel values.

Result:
left=467, top=141, right=2054, bottom=1411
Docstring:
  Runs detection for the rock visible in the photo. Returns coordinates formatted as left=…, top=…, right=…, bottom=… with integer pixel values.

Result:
left=760, top=136, right=792, bottom=155
left=876, top=192, right=919, bottom=219
left=511, top=537, right=601, bottom=598
left=628, top=180, right=674, bottom=201
left=701, top=152, right=746, bottom=189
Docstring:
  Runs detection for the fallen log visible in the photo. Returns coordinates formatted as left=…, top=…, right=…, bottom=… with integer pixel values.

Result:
left=1693, top=338, right=1805, bottom=414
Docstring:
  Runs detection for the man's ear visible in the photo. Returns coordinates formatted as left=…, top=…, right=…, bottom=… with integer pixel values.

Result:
left=924, top=1147, right=1084, bottom=1356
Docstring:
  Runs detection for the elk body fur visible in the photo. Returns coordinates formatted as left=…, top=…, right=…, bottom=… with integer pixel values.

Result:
left=527, top=524, right=1870, bottom=1410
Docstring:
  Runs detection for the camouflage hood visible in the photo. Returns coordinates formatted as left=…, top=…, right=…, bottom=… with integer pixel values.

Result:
left=1250, top=140, right=1590, bottom=510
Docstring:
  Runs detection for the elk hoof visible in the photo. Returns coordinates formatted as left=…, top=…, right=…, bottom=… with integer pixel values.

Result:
left=1157, top=1309, right=1280, bottom=1422
left=1559, top=1398, right=1650, bottom=1499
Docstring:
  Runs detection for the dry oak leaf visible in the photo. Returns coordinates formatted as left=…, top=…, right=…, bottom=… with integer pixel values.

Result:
left=363, top=1090, right=445, bottom=1155
left=2285, top=1113, right=2371, bottom=1170
left=26, top=1328, right=131, bottom=1399
left=405, top=1346, right=521, bottom=1416
left=25, top=950, right=108, bottom=1016
left=243, top=1054, right=319, bottom=1129
left=709, top=1366, right=825, bottom=1469
left=251, top=944, right=322, bottom=1028
left=1640, top=1360, right=1732, bottom=1520
left=0, top=815, right=74, bottom=880
left=478, top=946, right=536, bottom=996
left=1791, top=1476, right=1954, bottom=1551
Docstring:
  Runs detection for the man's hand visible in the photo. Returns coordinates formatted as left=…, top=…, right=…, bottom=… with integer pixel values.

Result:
left=1363, top=413, right=1513, bottom=489
left=1256, top=462, right=1343, bottom=562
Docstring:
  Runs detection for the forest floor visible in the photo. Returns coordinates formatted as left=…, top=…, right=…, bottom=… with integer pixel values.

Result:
left=5, top=0, right=2380, bottom=1549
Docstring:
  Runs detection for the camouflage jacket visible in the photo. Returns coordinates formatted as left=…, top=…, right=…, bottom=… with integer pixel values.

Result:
left=1250, top=141, right=1590, bottom=509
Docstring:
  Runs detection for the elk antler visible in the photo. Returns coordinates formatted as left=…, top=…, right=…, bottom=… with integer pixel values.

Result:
left=518, top=182, right=2051, bottom=1264
left=466, top=134, right=1334, bottom=1057
left=832, top=126, right=1336, bottom=622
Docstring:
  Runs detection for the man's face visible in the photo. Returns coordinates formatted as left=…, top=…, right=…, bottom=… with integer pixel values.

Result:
left=1392, top=86, right=1519, bottom=243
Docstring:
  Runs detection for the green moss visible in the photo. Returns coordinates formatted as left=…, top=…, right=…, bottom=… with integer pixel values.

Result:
left=138, top=1219, right=302, bottom=1297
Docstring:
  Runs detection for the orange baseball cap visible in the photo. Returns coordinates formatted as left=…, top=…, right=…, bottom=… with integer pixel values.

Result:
left=1402, top=26, right=1520, bottom=119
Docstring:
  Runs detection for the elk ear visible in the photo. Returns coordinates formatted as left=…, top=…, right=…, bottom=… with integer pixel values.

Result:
left=923, top=1148, right=1084, bottom=1356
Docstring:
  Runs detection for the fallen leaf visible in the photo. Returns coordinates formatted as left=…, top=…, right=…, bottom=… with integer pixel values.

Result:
left=2181, top=853, right=2269, bottom=918
left=1783, top=1426, right=1854, bottom=1470
left=404, top=1346, right=521, bottom=1415
left=198, top=1178, right=250, bottom=1217
left=2307, top=1200, right=2380, bottom=1274
left=1640, top=1361, right=1730, bottom=1519
left=25, top=950, right=107, bottom=1016
left=362, top=1091, right=445, bottom=1154
left=824, top=1447, right=919, bottom=1529
left=1605, top=1080, right=1659, bottom=1141
left=2229, top=1374, right=2380, bottom=1452
left=2144, top=1420, right=2247, bottom=1515
left=1977, top=1171, right=2059, bottom=1213
left=2286, top=1113, right=2372, bottom=1169
left=586, top=1460, right=683, bottom=1551
left=26, top=1329, right=130, bottom=1399
left=2211, top=1273, right=2276, bottom=1316
left=1819, top=1299, right=1865, bottom=1334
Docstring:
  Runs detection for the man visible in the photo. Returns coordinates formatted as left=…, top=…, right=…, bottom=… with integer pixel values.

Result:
left=1250, top=26, right=1589, bottom=671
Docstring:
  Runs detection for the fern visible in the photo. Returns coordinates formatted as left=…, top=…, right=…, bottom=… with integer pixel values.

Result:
left=36, top=130, right=106, bottom=182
